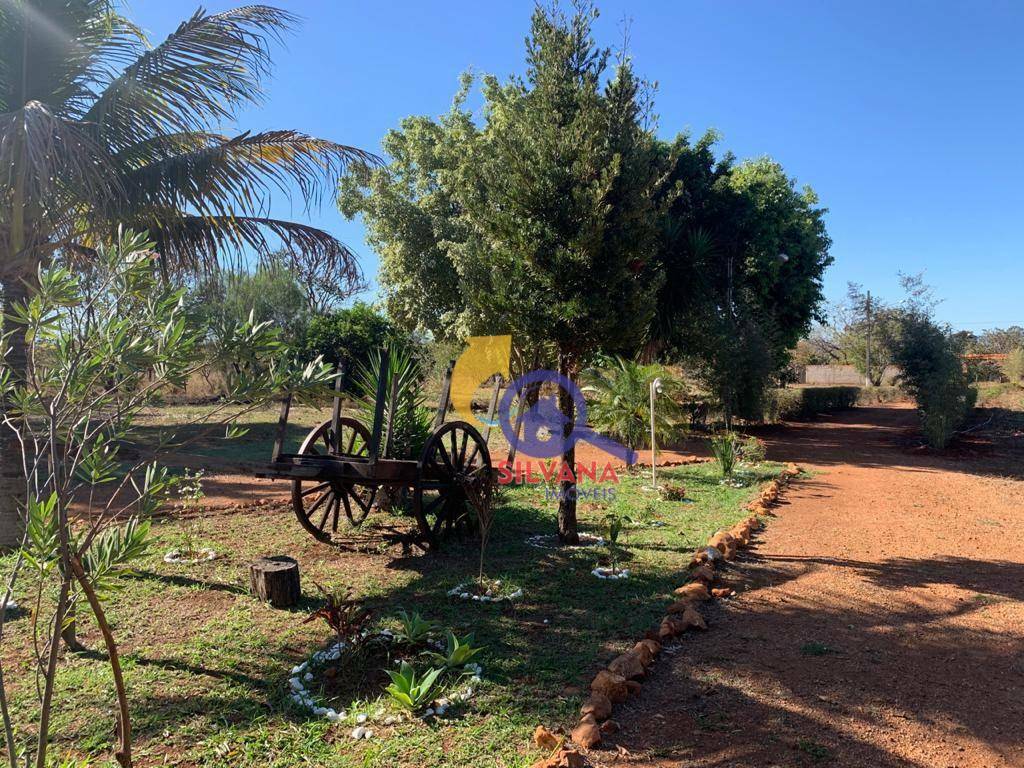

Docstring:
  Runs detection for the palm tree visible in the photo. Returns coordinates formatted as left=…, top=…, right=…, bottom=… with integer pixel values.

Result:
left=581, top=356, right=686, bottom=452
left=0, top=1, right=377, bottom=548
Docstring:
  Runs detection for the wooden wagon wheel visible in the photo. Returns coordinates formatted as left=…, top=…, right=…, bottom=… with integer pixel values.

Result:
left=413, top=421, right=492, bottom=550
left=291, top=417, right=377, bottom=543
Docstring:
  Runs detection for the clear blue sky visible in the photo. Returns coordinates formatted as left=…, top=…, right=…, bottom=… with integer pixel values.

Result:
left=132, top=1, right=1024, bottom=332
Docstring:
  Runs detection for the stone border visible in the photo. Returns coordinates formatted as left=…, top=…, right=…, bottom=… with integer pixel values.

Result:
left=591, top=567, right=629, bottom=581
left=448, top=582, right=524, bottom=603
left=530, top=462, right=802, bottom=766
left=163, top=548, right=216, bottom=563
left=526, top=533, right=604, bottom=549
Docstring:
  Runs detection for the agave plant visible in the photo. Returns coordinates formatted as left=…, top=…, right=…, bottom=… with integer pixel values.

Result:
left=393, top=610, right=439, bottom=646
left=428, top=631, right=485, bottom=670
left=383, top=661, right=445, bottom=711
left=351, top=344, right=432, bottom=460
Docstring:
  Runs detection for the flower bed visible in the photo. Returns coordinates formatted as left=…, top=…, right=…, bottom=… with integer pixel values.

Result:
left=286, top=616, right=485, bottom=737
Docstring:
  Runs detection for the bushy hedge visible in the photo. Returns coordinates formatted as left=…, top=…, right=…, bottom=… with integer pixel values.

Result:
left=855, top=386, right=906, bottom=406
left=893, top=313, right=976, bottom=448
left=766, top=386, right=861, bottom=422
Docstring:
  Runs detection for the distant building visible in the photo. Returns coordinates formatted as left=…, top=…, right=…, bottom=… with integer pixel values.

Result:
left=795, top=364, right=901, bottom=386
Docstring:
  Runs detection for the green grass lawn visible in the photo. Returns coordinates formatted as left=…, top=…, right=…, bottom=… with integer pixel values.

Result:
left=0, top=461, right=778, bottom=768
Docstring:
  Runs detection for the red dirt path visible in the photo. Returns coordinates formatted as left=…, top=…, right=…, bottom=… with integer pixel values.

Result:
left=595, top=403, right=1024, bottom=768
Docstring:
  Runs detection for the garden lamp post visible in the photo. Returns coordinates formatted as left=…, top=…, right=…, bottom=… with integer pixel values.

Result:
left=649, top=377, right=663, bottom=489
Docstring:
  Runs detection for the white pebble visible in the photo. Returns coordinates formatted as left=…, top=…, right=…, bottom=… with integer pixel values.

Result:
left=350, top=726, right=366, bottom=740
left=356, top=713, right=368, bottom=724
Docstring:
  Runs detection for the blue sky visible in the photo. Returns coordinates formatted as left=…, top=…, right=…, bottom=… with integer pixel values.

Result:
left=132, top=1, right=1024, bottom=332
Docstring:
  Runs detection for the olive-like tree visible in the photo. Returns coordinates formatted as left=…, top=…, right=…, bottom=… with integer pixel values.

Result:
left=341, top=3, right=661, bottom=542
left=0, top=2, right=374, bottom=547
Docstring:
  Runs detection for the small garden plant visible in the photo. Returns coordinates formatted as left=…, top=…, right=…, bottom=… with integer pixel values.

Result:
left=166, top=470, right=213, bottom=562
left=384, top=662, right=445, bottom=711
left=304, top=583, right=372, bottom=645
left=710, top=432, right=739, bottom=477
left=594, top=509, right=632, bottom=579
left=739, top=435, right=767, bottom=465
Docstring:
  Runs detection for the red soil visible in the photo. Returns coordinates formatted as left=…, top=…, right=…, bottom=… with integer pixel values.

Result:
left=595, top=403, right=1024, bottom=768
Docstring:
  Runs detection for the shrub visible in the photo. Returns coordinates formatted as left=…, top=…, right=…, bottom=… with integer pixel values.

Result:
left=301, top=302, right=409, bottom=386
left=1003, top=348, right=1024, bottom=385
left=739, top=435, right=767, bottom=464
left=893, top=313, right=975, bottom=448
left=855, top=386, right=906, bottom=406
left=661, top=482, right=687, bottom=501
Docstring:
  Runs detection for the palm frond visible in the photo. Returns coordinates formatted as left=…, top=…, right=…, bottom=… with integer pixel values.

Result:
left=132, top=213, right=361, bottom=282
left=83, top=5, right=299, bottom=149
left=115, top=130, right=379, bottom=217
left=0, top=0, right=142, bottom=115
left=0, top=101, right=120, bottom=256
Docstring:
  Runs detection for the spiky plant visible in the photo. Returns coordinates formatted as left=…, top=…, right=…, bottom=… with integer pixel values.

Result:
left=351, top=344, right=432, bottom=460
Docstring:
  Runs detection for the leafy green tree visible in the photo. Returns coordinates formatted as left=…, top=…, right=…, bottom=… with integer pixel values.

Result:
left=0, top=1, right=372, bottom=547
left=650, top=134, right=832, bottom=424
left=1003, top=347, right=1024, bottom=385
left=300, top=302, right=409, bottom=386
left=341, top=3, right=661, bottom=541
left=974, top=326, right=1024, bottom=355
left=836, top=284, right=903, bottom=386
left=0, top=230, right=332, bottom=768
left=187, top=262, right=311, bottom=392
left=262, top=247, right=367, bottom=315
left=338, top=109, right=471, bottom=339
left=893, top=311, right=975, bottom=448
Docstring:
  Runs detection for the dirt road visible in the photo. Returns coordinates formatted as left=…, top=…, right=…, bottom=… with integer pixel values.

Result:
left=598, top=403, right=1024, bottom=768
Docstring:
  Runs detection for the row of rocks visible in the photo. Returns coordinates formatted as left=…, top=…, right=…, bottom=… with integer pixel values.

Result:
left=529, top=463, right=801, bottom=767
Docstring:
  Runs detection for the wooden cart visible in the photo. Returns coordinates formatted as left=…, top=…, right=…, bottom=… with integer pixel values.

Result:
left=257, top=351, right=499, bottom=550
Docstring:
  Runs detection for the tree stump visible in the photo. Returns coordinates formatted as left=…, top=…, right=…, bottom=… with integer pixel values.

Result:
left=249, top=556, right=301, bottom=608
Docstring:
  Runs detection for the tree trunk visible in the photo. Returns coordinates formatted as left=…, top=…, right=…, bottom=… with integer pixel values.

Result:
left=556, top=349, right=579, bottom=544
left=0, top=277, right=28, bottom=552
left=249, top=556, right=301, bottom=607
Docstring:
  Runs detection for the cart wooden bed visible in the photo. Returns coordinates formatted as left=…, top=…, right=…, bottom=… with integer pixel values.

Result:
left=257, top=351, right=501, bottom=551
